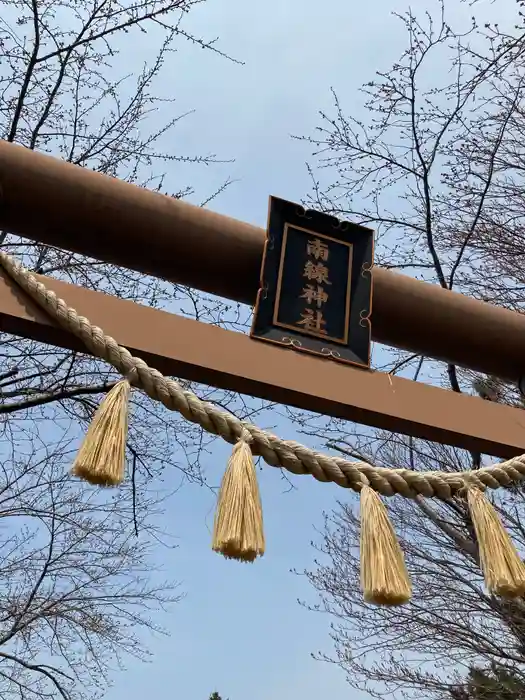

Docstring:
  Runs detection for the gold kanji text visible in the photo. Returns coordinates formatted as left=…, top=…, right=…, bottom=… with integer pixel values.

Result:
left=297, top=308, right=327, bottom=334
left=303, top=260, right=331, bottom=285
left=307, top=238, right=329, bottom=262
left=301, top=284, right=329, bottom=308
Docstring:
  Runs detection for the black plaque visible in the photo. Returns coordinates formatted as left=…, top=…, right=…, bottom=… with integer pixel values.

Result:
left=250, top=197, right=374, bottom=368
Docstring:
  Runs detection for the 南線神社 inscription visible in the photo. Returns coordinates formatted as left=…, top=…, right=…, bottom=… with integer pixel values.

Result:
left=250, top=197, right=374, bottom=369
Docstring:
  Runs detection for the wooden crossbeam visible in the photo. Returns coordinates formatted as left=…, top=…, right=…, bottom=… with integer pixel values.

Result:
left=2, top=141, right=525, bottom=382
left=1, top=271, right=524, bottom=458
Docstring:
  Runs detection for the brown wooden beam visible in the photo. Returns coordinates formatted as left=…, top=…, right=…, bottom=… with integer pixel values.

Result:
left=1, top=269, right=525, bottom=459
left=1, top=142, right=525, bottom=382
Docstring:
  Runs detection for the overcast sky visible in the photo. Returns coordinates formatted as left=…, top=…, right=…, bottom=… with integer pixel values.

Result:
left=104, top=1, right=513, bottom=699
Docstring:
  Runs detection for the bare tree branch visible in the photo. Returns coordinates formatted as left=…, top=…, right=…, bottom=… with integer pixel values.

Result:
left=296, top=2, right=525, bottom=698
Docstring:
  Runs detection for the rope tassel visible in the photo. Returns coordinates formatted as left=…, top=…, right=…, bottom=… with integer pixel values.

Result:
left=212, top=431, right=265, bottom=562
left=71, top=379, right=131, bottom=487
left=360, top=485, right=412, bottom=606
left=467, top=486, right=525, bottom=598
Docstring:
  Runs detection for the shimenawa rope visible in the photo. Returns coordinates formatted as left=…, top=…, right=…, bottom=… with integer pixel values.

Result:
left=2, top=250, right=525, bottom=603
left=2, top=251, right=523, bottom=498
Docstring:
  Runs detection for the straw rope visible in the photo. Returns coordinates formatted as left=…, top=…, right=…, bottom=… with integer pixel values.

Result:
left=2, top=250, right=524, bottom=500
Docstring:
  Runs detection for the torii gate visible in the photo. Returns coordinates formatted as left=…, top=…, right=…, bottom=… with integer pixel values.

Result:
left=1, top=139, right=525, bottom=607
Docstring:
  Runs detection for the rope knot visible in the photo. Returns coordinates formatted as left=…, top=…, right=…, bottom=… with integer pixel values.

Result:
left=124, top=365, right=140, bottom=386
left=239, top=427, right=254, bottom=446
left=459, top=472, right=486, bottom=499
left=356, top=473, right=370, bottom=492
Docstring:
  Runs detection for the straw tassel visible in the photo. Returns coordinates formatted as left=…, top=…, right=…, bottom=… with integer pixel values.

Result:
left=360, top=485, right=412, bottom=606
left=467, top=486, right=525, bottom=598
left=71, top=378, right=131, bottom=487
left=212, top=430, right=265, bottom=562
